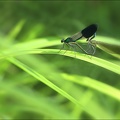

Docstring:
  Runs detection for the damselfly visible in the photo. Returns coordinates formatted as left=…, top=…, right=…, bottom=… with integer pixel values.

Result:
left=60, top=24, right=98, bottom=55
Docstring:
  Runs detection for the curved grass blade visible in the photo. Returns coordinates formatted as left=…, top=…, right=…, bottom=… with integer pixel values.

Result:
left=1, top=48, right=120, bottom=75
left=96, top=41, right=120, bottom=59
left=61, top=73, right=120, bottom=101
left=5, top=57, right=115, bottom=119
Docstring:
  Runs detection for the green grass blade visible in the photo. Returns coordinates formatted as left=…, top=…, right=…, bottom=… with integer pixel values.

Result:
left=7, top=57, right=82, bottom=106
left=0, top=81, right=73, bottom=119
left=97, top=41, right=120, bottom=59
left=1, top=48, right=120, bottom=75
left=62, top=73, right=120, bottom=101
left=6, top=57, right=113, bottom=119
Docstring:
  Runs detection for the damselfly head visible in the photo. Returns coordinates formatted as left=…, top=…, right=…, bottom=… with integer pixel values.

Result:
left=61, top=39, right=65, bottom=43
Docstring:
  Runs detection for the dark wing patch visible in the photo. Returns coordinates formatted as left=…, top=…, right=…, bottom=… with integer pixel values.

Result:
left=81, top=24, right=98, bottom=38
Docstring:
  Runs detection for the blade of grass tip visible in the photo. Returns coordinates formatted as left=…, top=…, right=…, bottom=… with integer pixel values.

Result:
left=20, top=23, right=44, bottom=41
left=6, top=19, right=26, bottom=42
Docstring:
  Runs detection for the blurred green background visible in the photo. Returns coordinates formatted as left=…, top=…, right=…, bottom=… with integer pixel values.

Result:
left=0, top=1, right=120, bottom=38
left=0, top=1, right=120, bottom=119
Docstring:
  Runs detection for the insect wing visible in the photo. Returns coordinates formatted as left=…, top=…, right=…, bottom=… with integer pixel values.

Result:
left=81, top=24, right=98, bottom=38
left=70, top=31, right=82, bottom=41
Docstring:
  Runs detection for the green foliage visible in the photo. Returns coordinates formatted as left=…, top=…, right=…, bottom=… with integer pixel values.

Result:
left=0, top=1, right=120, bottom=119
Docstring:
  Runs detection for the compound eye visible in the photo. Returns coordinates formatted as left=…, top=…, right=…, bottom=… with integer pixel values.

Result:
left=61, top=39, right=64, bottom=43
